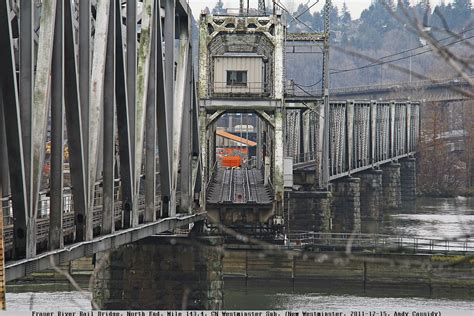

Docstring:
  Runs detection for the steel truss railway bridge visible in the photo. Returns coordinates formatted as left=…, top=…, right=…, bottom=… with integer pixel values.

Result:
left=0, top=0, right=202, bottom=281
left=0, top=0, right=429, bottom=309
left=287, top=76, right=474, bottom=102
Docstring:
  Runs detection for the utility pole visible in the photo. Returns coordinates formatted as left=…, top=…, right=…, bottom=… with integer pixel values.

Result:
left=409, top=56, right=412, bottom=83
left=320, top=0, right=331, bottom=189
left=258, top=0, right=266, bottom=13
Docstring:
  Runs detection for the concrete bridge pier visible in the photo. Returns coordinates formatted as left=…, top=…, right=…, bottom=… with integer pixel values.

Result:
left=93, top=235, right=223, bottom=310
left=382, top=163, right=402, bottom=209
left=400, top=157, right=417, bottom=202
left=359, top=169, right=383, bottom=220
left=331, top=177, right=361, bottom=233
left=286, top=191, right=332, bottom=233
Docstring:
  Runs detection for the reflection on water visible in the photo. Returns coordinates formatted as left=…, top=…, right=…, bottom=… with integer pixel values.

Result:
left=381, top=197, right=474, bottom=239
left=224, top=280, right=474, bottom=310
left=5, top=198, right=474, bottom=310
left=6, top=287, right=474, bottom=311
left=6, top=291, right=92, bottom=311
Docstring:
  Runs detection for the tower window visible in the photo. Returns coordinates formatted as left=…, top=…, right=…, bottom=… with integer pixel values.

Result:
left=226, top=70, right=247, bottom=86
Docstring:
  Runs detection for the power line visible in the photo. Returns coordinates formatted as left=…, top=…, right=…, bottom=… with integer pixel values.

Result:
left=291, top=33, right=474, bottom=87
left=330, top=28, right=474, bottom=75
left=274, top=0, right=320, bottom=33
left=290, top=34, right=474, bottom=94
left=294, top=77, right=322, bottom=88
left=278, top=0, right=474, bottom=98
left=281, top=0, right=474, bottom=87
left=287, top=0, right=320, bottom=27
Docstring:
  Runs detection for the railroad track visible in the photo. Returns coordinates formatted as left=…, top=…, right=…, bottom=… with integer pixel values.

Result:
left=207, top=168, right=272, bottom=205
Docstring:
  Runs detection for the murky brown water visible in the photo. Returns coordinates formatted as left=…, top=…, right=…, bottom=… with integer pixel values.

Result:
left=6, top=197, right=474, bottom=310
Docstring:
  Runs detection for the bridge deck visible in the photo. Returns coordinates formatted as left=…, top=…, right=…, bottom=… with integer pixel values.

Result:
left=2, top=194, right=148, bottom=259
left=207, top=168, right=273, bottom=206
left=4, top=213, right=205, bottom=282
left=285, top=76, right=474, bottom=102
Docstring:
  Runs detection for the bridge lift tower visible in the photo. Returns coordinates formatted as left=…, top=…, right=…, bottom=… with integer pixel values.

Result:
left=198, top=1, right=330, bottom=231
left=198, top=2, right=286, bottom=229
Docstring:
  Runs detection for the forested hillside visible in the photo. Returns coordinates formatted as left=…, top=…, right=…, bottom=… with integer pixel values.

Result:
left=284, top=0, right=473, bottom=90
left=202, top=0, right=473, bottom=91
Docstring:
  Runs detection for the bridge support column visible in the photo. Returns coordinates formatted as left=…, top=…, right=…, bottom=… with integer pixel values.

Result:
left=331, top=177, right=361, bottom=233
left=382, top=163, right=401, bottom=209
left=359, top=169, right=383, bottom=220
left=287, top=191, right=332, bottom=233
left=93, top=236, right=223, bottom=310
left=400, top=158, right=416, bottom=202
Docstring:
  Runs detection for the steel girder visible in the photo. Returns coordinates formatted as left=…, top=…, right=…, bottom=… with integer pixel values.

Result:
left=0, top=0, right=201, bottom=262
left=289, top=100, right=421, bottom=184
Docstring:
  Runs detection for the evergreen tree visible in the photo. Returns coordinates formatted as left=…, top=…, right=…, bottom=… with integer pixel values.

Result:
left=415, top=0, right=432, bottom=28
left=212, top=0, right=225, bottom=15
left=288, top=4, right=316, bottom=33
left=356, top=0, right=397, bottom=49
left=453, top=0, right=472, bottom=11
left=340, top=2, right=351, bottom=26
left=312, top=11, right=323, bottom=31
left=295, top=3, right=314, bottom=23
left=431, top=0, right=471, bottom=30
left=396, top=0, right=411, bottom=17
left=329, top=4, right=339, bottom=27
left=452, top=0, right=472, bottom=26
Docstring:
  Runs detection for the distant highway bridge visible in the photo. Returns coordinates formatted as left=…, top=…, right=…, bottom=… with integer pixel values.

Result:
left=286, top=77, right=474, bottom=102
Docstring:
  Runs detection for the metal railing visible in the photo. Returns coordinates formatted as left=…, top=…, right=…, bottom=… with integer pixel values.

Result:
left=329, top=76, right=474, bottom=95
left=213, top=8, right=270, bottom=17
left=285, top=76, right=474, bottom=98
left=291, top=151, right=318, bottom=164
left=286, top=232, right=474, bottom=254
left=288, top=101, right=420, bottom=182
left=212, top=81, right=269, bottom=96
left=1, top=176, right=159, bottom=255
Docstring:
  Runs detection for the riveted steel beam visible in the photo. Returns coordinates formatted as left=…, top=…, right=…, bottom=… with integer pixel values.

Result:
left=19, top=0, right=34, bottom=223
left=370, top=101, right=377, bottom=166
left=49, top=0, right=64, bottom=250
left=191, top=76, right=201, bottom=201
left=171, top=18, right=189, bottom=217
left=206, top=110, right=225, bottom=129
left=0, top=0, right=28, bottom=260
left=79, top=0, right=91, bottom=209
left=144, top=1, right=157, bottom=223
left=31, top=0, right=59, bottom=258
left=88, top=0, right=111, bottom=240
left=134, top=0, right=154, bottom=226
left=273, top=107, right=284, bottom=223
left=115, top=0, right=134, bottom=229
left=346, top=101, right=354, bottom=174
left=390, top=101, right=396, bottom=158
left=156, top=0, right=172, bottom=217
left=164, top=0, right=175, bottom=168
left=179, top=44, right=193, bottom=213
left=255, top=110, right=275, bottom=128
left=64, top=0, right=88, bottom=243
left=127, top=0, right=137, bottom=176
left=102, top=0, right=116, bottom=235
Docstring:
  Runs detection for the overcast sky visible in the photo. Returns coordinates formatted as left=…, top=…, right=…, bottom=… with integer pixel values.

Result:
left=188, top=0, right=446, bottom=20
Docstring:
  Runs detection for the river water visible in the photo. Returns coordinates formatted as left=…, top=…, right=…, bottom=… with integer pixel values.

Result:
left=5, top=197, right=474, bottom=311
